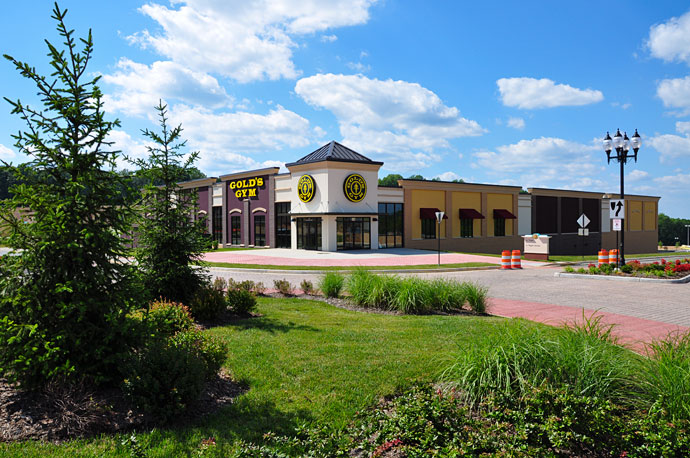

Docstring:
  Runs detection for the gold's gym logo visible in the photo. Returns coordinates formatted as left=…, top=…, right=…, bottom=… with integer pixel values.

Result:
left=343, top=173, right=367, bottom=202
left=298, top=175, right=315, bottom=202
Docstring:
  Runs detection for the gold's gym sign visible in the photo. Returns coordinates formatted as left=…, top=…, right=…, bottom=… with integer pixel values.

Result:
left=344, top=173, right=367, bottom=202
left=229, top=177, right=264, bottom=198
left=298, top=175, right=315, bottom=202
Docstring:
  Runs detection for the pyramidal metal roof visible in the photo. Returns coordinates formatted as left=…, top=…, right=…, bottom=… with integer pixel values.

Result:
left=285, top=141, right=384, bottom=167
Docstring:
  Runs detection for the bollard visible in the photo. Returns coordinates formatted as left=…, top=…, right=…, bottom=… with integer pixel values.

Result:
left=501, top=250, right=512, bottom=269
left=511, top=249, right=522, bottom=269
left=598, top=249, right=609, bottom=267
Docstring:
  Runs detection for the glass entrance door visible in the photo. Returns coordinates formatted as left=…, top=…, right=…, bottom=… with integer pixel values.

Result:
left=337, top=217, right=371, bottom=250
left=297, top=217, right=322, bottom=250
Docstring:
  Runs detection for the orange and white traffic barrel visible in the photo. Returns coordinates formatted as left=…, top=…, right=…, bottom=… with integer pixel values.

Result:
left=511, top=250, right=522, bottom=269
left=609, top=249, right=618, bottom=265
left=501, top=250, right=512, bottom=269
left=598, top=249, right=609, bottom=267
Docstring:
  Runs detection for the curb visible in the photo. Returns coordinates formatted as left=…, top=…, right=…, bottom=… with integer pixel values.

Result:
left=207, top=265, right=502, bottom=275
left=554, top=272, right=690, bottom=284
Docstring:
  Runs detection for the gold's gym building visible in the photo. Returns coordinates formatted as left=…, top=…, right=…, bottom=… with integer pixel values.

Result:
left=181, top=141, right=659, bottom=255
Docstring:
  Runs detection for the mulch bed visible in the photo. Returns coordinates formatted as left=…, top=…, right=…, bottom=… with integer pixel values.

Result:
left=0, top=369, right=245, bottom=443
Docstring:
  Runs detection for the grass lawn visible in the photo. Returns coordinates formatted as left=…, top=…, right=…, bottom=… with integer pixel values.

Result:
left=203, top=261, right=497, bottom=271
left=1, top=297, right=511, bottom=457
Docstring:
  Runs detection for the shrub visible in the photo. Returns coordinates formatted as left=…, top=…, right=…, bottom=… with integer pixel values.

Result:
left=212, top=277, right=228, bottom=291
left=319, top=272, right=345, bottom=298
left=123, top=329, right=227, bottom=421
left=300, top=279, right=315, bottom=295
left=227, top=289, right=257, bottom=316
left=599, top=262, right=614, bottom=275
left=237, top=280, right=256, bottom=292
left=142, top=299, right=194, bottom=338
left=273, top=279, right=294, bottom=296
left=564, top=266, right=575, bottom=273
left=577, top=267, right=586, bottom=273
left=620, top=264, right=633, bottom=274
left=189, top=284, right=227, bottom=321
left=253, top=282, right=266, bottom=296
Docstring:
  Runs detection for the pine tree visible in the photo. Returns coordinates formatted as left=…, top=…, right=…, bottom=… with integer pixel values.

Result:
left=0, top=3, right=137, bottom=386
left=132, top=101, right=208, bottom=305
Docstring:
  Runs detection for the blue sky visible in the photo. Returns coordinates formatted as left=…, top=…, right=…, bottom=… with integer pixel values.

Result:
left=2, top=1, right=690, bottom=217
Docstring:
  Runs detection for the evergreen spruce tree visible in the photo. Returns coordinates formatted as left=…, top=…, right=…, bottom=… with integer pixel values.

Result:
left=132, top=101, right=208, bottom=305
left=0, top=3, right=137, bottom=387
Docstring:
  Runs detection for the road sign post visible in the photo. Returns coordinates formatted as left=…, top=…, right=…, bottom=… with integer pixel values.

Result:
left=577, top=213, right=590, bottom=260
left=435, top=211, right=445, bottom=267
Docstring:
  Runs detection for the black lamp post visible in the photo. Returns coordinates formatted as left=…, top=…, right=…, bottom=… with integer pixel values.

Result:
left=603, top=128, right=641, bottom=267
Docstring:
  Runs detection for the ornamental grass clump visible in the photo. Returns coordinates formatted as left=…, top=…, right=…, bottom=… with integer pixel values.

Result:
left=346, top=269, right=487, bottom=314
left=442, top=315, right=643, bottom=407
left=319, top=272, right=345, bottom=298
left=640, top=331, right=690, bottom=421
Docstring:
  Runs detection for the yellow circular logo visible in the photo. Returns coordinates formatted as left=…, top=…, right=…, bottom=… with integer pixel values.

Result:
left=297, top=175, right=315, bottom=203
left=343, top=173, right=367, bottom=202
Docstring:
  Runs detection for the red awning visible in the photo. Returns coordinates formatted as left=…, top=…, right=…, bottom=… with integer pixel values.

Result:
left=420, top=208, right=448, bottom=219
left=493, top=209, right=517, bottom=219
left=459, top=208, right=484, bottom=219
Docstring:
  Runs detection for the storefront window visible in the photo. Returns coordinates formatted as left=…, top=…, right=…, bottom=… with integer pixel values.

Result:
left=337, top=217, right=371, bottom=250
left=212, top=207, right=223, bottom=244
left=421, top=218, right=436, bottom=239
left=460, top=218, right=473, bottom=237
left=274, top=202, right=291, bottom=248
left=230, top=215, right=241, bottom=245
left=494, top=217, right=506, bottom=237
left=254, top=215, right=265, bottom=246
left=378, top=203, right=403, bottom=248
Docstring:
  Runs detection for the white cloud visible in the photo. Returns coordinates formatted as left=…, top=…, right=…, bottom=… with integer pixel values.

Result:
left=472, top=137, right=605, bottom=190
left=507, top=117, right=525, bottom=130
left=657, top=76, right=690, bottom=115
left=435, top=171, right=462, bottom=181
left=168, top=104, right=319, bottom=175
left=627, top=169, right=649, bottom=182
left=0, top=144, right=16, bottom=162
left=129, top=0, right=377, bottom=83
left=648, top=11, right=690, bottom=64
left=654, top=173, right=690, bottom=188
left=321, top=34, right=337, bottom=42
left=295, top=73, right=485, bottom=172
left=102, top=59, right=233, bottom=118
left=676, top=121, right=690, bottom=134
left=497, top=77, right=603, bottom=109
left=346, top=61, right=371, bottom=72
left=647, top=132, right=690, bottom=163
left=107, top=130, right=154, bottom=170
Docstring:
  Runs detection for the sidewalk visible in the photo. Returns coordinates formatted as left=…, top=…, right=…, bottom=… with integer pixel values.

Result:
left=489, top=297, right=688, bottom=353
left=204, top=248, right=544, bottom=268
